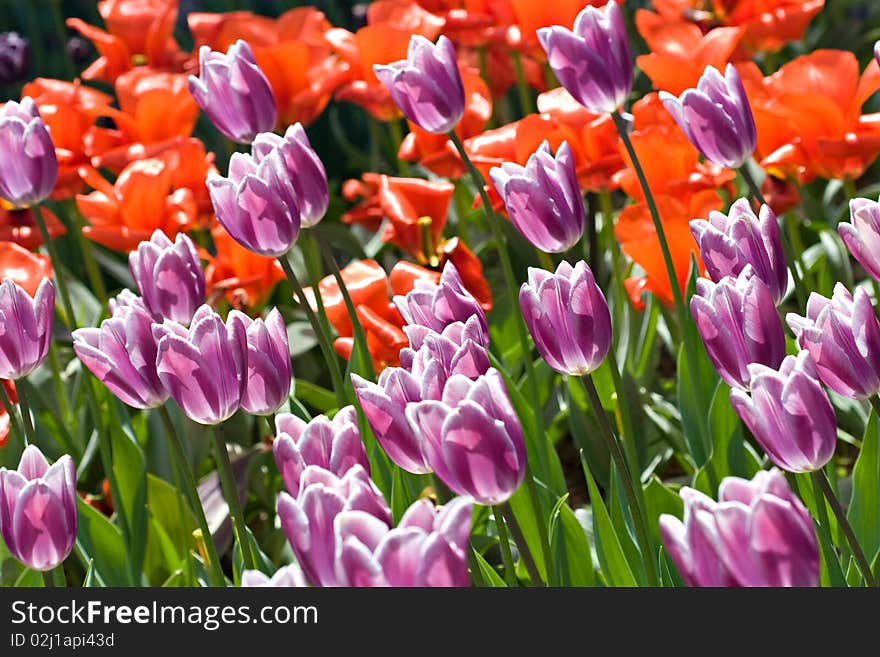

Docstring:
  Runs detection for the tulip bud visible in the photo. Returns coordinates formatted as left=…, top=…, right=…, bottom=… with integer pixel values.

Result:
left=153, top=305, right=247, bottom=425
left=0, top=445, right=77, bottom=571
left=374, top=35, right=465, bottom=134
left=519, top=261, right=611, bottom=376
left=490, top=141, right=585, bottom=253
left=660, top=64, right=757, bottom=169
left=273, top=406, right=368, bottom=497
left=838, top=197, right=880, bottom=284
left=406, top=369, right=526, bottom=505
left=277, top=465, right=391, bottom=587
left=129, top=230, right=205, bottom=325
left=690, top=199, right=788, bottom=305
left=0, top=32, right=29, bottom=85
left=188, top=40, right=277, bottom=144
left=207, top=148, right=301, bottom=257
left=787, top=284, right=880, bottom=399
left=232, top=308, right=290, bottom=416
left=0, top=97, right=58, bottom=208
left=252, top=123, right=328, bottom=228
left=691, top=268, right=786, bottom=389
left=730, top=352, right=837, bottom=473
left=537, top=1, right=633, bottom=115
left=660, top=469, right=819, bottom=587
left=0, top=277, right=54, bottom=380
left=73, top=304, right=168, bottom=409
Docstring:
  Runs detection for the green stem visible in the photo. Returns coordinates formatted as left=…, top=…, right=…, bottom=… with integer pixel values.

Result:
left=585, top=192, right=599, bottom=277
left=500, top=502, right=545, bottom=587
left=581, top=374, right=659, bottom=587
left=739, top=166, right=806, bottom=309
left=0, top=379, right=23, bottom=443
left=313, top=232, right=376, bottom=381
left=388, top=119, right=411, bottom=176
left=493, top=506, right=518, bottom=587
left=211, top=423, right=257, bottom=571
left=802, top=472, right=845, bottom=587
left=17, top=384, right=36, bottom=446
left=277, top=254, right=348, bottom=408
left=51, top=565, right=65, bottom=586
left=159, top=406, right=226, bottom=587
left=536, top=249, right=554, bottom=272
left=447, top=130, right=555, bottom=582
left=812, top=468, right=877, bottom=587
left=300, top=233, right=339, bottom=361
left=510, top=50, right=533, bottom=116
left=605, top=349, right=640, bottom=479
left=47, top=343, right=71, bottom=424
left=64, top=203, right=108, bottom=309
left=49, top=0, right=76, bottom=78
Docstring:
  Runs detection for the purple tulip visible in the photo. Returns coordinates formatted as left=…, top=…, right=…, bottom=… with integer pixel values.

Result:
left=188, top=40, right=277, bottom=144
left=838, top=197, right=880, bottom=284
left=660, top=469, right=819, bottom=587
left=207, top=146, right=300, bottom=257
left=787, top=284, right=880, bottom=399
left=690, top=199, right=788, bottom=305
left=537, top=1, right=633, bottom=115
left=394, top=261, right=487, bottom=336
left=241, top=564, right=307, bottom=587
left=352, top=368, right=429, bottom=474
left=0, top=277, right=54, bottom=380
left=231, top=308, right=290, bottom=416
left=660, top=64, right=757, bottom=169
left=277, top=465, right=391, bottom=587
left=691, top=268, right=786, bottom=389
left=129, top=230, right=205, bottom=325
left=108, top=288, right=147, bottom=315
left=0, top=97, right=57, bottom=208
left=374, top=35, right=464, bottom=134
left=730, top=352, right=837, bottom=473
left=336, top=496, right=472, bottom=587
left=72, top=304, right=168, bottom=409
left=0, top=32, right=30, bottom=86
left=153, top=305, right=247, bottom=425
left=273, top=406, right=368, bottom=497
left=490, top=141, right=585, bottom=253
left=519, top=260, right=611, bottom=376
left=0, top=445, right=76, bottom=571
left=875, top=40, right=880, bottom=69
left=406, top=369, right=526, bottom=505
left=252, top=124, right=328, bottom=228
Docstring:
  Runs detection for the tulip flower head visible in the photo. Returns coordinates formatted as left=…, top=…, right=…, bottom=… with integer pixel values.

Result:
left=374, top=35, right=465, bottom=134
left=152, top=305, right=247, bottom=425
left=0, top=445, right=77, bottom=571
left=230, top=308, right=291, bottom=416
left=394, top=261, right=487, bottom=336
left=0, top=97, right=58, bottom=208
left=241, top=564, right=307, bottom=588
left=690, top=268, right=786, bottom=389
left=129, top=230, right=205, bottom=325
left=273, top=406, right=369, bottom=497
left=730, top=352, right=837, bottom=473
left=188, top=40, right=277, bottom=144
left=537, top=1, right=633, bottom=115
left=0, top=277, right=54, bottom=380
left=690, top=199, right=788, bottom=305
left=72, top=303, right=169, bottom=410
left=491, top=141, right=585, bottom=253
left=519, top=261, right=611, bottom=376
left=660, top=469, right=819, bottom=587
left=252, top=123, right=329, bottom=228
left=207, top=147, right=301, bottom=257
left=839, top=197, right=880, bottom=284
left=787, top=284, right=880, bottom=400
left=660, top=64, right=757, bottom=169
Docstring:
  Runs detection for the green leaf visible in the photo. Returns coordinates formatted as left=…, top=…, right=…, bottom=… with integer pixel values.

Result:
left=642, top=477, right=684, bottom=549
left=848, top=410, right=880, bottom=564
left=551, top=502, right=595, bottom=587
left=109, top=405, right=148, bottom=582
left=581, top=453, right=637, bottom=587
left=76, top=498, right=130, bottom=586
left=294, top=379, right=339, bottom=414
left=472, top=549, right=507, bottom=587
left=507, top=484, right=548, bottom=582
left=143, top=474, right=197, bottom=585
left=82, top=560, right=97, bottom=588
left=14, top=568, right=44, bottom=587
left=677, top=327, right=718, bottom=468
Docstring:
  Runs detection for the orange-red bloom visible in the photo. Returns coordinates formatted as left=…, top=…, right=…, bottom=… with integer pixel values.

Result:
left=188, top=7, right=350, bottom=127
left=740, top=50, right=880, bottom=182
left=20, top=79, right=116, bottom=199
left=650, top=0, right=824, bottom=53
left=205, top=226, right=284, bottom=312
left=76, top=156, right=197, bottom=252
left=67, top=0, right=185, bottom=82
left=0, top=241, right=53, bottom=296
left=0, top=379, right=17, bottom=449
left=635, top=9, right=743, bottom=95
left=398, top=65, right=492, bottom=178
left=0, top=206, right=65, bottom=250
